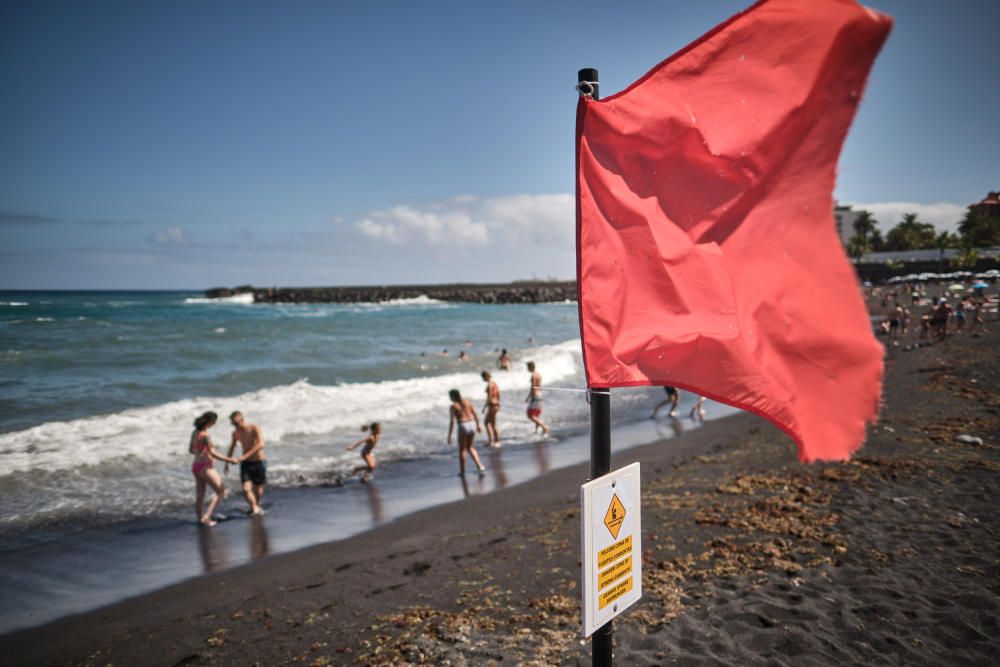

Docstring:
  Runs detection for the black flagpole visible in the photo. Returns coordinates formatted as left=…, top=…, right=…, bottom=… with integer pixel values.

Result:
left=578, top=66, right=613, bottom=667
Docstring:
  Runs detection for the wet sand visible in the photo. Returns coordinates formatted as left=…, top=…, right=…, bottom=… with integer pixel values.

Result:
left=2, top=326, right=998, bottom=665
left=0, top=398, right=738, bottom=635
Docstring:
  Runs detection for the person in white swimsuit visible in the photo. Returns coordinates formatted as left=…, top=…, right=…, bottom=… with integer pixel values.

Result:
left=448, top=389, right=485, bottom=476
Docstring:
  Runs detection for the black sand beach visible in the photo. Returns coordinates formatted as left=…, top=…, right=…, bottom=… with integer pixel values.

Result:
left=2, top=327, right=998, bottom=665
left=0, top=403, right=739, bottom=634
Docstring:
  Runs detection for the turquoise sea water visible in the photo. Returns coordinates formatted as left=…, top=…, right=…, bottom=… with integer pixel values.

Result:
left=0, top=291, right=676, bottom=532
left=0, top=290, right=735, bottom=633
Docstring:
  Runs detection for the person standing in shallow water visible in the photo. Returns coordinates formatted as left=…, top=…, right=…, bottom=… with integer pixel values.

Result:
left=226, top=411, right=267, bottom=515
left=448, top=389, right=486, bottom=476
left=525, top=361, right=549, bottom=435
left=481, top=371, right=501, bottom=447
left=347, top=422, right=380, bottom=482
left=190, top=411, right=237, bottom=527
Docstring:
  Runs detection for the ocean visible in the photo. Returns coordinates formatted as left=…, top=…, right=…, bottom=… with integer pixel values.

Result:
left=0, top=290, right=726, bottom=632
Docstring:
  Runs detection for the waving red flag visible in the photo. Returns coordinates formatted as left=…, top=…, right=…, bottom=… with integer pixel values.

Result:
left=576, top=0, right=891, bottom=462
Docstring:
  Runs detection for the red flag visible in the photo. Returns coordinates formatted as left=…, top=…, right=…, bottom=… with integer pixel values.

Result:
left=576, top=0, right=891, bottom=462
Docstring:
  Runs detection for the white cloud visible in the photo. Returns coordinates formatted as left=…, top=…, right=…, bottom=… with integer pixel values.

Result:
left=482, top=194, right=575, bottom=246
left=354, top=193, right=574, bottom=248
left=846, top=201, right=966, bottom=233
left=356, top=204, right=487, bottom=246
left=148, top=226, right=190, bottom=245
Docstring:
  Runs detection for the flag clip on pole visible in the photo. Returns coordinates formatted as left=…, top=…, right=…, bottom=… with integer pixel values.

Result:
left=576, top=68, right=599, bottom=99
left=579, top=66, right=613, bottom=667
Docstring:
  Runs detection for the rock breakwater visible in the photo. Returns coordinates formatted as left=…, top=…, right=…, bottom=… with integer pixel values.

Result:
left=204, top=281, right=578, bottom=304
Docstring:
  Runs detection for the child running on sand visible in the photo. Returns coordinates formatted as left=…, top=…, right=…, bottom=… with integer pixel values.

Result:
left=347, top=422, right=380, bottom=482
left=189, top=411, right=238, bottom=527
left=448, top=389, right=486, bottom=476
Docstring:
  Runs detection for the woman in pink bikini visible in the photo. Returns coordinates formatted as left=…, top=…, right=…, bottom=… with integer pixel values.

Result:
left=190, top=411, right=237, bottom=526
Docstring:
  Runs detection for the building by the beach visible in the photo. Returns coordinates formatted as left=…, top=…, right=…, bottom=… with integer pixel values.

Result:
left=969, top=190, right=1000, bottom=220
left=833, top=201, right=859, bottom=246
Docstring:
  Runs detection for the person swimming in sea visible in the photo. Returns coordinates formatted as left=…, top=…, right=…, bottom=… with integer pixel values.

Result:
left=448, top=389, right=485, bottom=476
left=347, top=422, right=380, bottom=483
left=189, top=411, right=238, bottom=527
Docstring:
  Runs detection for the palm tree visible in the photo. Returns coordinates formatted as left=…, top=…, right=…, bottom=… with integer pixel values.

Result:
left=958, top=208, right=1000, bottom=247
left=885, top=212, right=936, bottom=251
left=847, top=210, right=877, bottom=257
left=852, top=210, right=877, bottom=248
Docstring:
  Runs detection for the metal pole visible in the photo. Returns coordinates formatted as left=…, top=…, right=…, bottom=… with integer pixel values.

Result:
left=589, top=388, right=613, bottom=666
left=589, top=389, right=611, bottom=479
left=579, top=65, right=612, bottom=667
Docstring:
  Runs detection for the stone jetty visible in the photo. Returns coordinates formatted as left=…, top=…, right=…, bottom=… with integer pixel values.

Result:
left=204, top=281, right=578, bottom=304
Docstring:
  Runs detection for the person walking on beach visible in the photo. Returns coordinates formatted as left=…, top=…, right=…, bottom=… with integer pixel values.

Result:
left=955, top=298, right=968, bottom=334
left=347, top=422, right=380, bottom=482
left=226, top=411, right=267, bottom=516
left=930, top=299, right=952, bottom=341
left=481, top=371, right=501, bottom=447
left=969, top=298, right=990, bottom=334
left=690, top=395, right=706, bottom=421
left=190, top=411, right=237, bottom=527
left=525, top=361, right=549, bottom=435
left=887, top=304, right=902, bottom=345
left=497, top=349, right=510, bottom=371
left=652, top=386, right=680, bottom=418
left=448, top=389, right=486, bottom=476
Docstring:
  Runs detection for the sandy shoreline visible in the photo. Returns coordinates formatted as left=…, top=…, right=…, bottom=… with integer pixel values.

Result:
left=0, top=398, right=739, bottom=634
left=3, top=327, right=998, bottom=665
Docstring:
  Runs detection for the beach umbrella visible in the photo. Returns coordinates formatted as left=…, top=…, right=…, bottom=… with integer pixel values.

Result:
left=973, top=282, right=989, bottom=289
left=948, top=283, right=965, bottom=291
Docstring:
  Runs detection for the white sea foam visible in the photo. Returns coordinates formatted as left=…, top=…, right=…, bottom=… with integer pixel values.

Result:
left=0, top=339, right=588, bottom=527
left=339, top=295, right=453, bottom=313
left=381, top=295, right=446, bottom=306
left=0, top=302, right=28, bottom=307
left=184, top=293, right=255, bottom=305
left=0, top=339, right=584, bottom=477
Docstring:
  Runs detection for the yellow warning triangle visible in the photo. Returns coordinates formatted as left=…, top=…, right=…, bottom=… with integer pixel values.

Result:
left=604, top=494, right=626, bottom=539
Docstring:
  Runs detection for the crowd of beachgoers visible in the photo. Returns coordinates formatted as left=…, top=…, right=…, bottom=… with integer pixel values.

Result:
left=870, top=275, right=996, bottom=347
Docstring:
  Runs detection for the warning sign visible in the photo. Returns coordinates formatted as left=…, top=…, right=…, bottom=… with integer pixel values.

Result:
left=597, top=553, right=632, bottom=591
left=604, top=494, right=626, bottom=539
left=596, top=535, right=631, bottom=569
left=580, top=462, right=642, bottom=637
left=598, top=575, right=633, bottom=610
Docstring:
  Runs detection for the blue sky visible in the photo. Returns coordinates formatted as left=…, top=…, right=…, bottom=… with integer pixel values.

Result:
left=2, top=0, right=998, bottom=289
